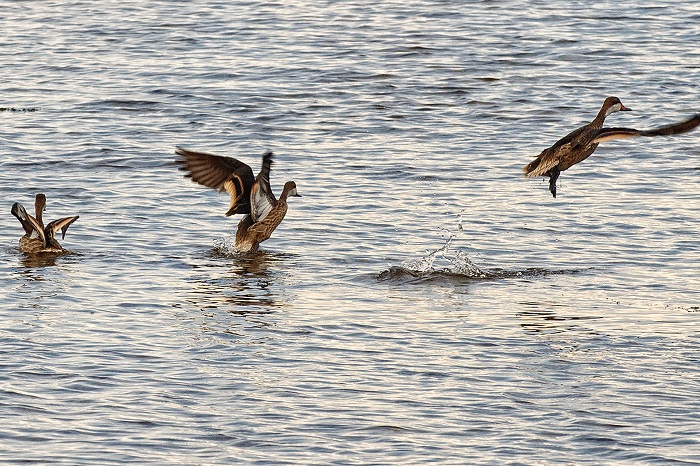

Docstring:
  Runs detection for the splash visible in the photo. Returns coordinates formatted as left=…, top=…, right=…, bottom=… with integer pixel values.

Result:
left=377, top=213, right=587, bottom=283
left=399, top=234, right=487, bottom=278
left=212, top=236, right=238, bottom=256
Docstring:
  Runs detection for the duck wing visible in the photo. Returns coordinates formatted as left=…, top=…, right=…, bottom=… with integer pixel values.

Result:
left=175, top=146, right=256, bottom=216
left=11, top=202, right=46, bottom=243
left=247, top=203, right=288, bottom=242
left=250, top=151, right=277, bottom=222
left=592, top=114, right=700, bottom=143
left=45, top=216, right=79, bottom=240
left=524, top=125, right=596, bottom=177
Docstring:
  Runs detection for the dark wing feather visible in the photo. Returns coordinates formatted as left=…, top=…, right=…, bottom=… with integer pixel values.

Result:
left=175, top=146, right=256, bottom=216
left=11, top=202, right=45, bottom=243
left=46, top=216, right=79, bottom=240
left=592, top=114, right=700, bottom=144
left=12, top=203, right=34, bottom=236
left=35, top=194, right=46, bottom=228
left=639, top=114, right=700, bottom=136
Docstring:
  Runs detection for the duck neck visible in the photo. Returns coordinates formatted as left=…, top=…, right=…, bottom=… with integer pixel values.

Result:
left=278, top=187, right=291, bottom=203
left=35, top=196, right=46, bottom=228
left=592, top=106, right=610, bottom=127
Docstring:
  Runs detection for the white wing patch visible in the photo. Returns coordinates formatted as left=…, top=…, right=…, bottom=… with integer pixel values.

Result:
left=250, top=183, right=274, bottom=222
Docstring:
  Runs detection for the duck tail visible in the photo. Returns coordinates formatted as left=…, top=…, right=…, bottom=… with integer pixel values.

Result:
left=523, top=157, right=541, bottom=176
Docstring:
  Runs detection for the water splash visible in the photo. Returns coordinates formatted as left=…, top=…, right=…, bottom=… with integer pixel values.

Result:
left=212, top=236, right=237, bottom=256
left=378, top=213, right=586, bottom=283
left=399, top=234, right=487, bottom=278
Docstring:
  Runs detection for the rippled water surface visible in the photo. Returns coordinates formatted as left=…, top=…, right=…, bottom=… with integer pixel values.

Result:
left=2, top=1, right=700, bottom=464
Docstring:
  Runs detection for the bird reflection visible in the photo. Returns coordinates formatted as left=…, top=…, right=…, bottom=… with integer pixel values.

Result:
left=186, top=249, right=292, bottom=319
left=17, top=249, right=79, bottom=269
left=517, top=307, right=600, bottom=335
left=20, top=252, right=60, bottom=268
left=229, top=250, right=281, bottom=278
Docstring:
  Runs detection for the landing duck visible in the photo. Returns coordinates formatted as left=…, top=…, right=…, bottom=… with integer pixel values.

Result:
left=523, top=96, right=700, bottom=197
left=175, top=147, right=301, bottom=253
left=11, top=194, right=79, bottom=253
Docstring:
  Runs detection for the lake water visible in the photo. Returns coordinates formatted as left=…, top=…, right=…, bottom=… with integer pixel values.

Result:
left=1, top=1, right=699, bottom=464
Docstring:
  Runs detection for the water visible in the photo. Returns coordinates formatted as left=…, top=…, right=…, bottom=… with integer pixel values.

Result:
left=1, top=1, right=699, bottom=464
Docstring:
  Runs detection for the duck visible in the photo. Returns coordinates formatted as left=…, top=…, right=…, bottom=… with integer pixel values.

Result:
left=175, top=146, right=301, bottom=253
left=523, top=96, right=700, bottom=197
left=11, top=194, right=79, bottom=253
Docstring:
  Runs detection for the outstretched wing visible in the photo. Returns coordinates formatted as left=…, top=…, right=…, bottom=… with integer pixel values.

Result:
left=250, top=151, right=277, bottom=222
left=11, top=202, right=45, bottom=242
left=175, top=146, right=256, bottom=216
left=592, top=114, right=700, bottom=144
left=46, top=216, right=79, bottom=240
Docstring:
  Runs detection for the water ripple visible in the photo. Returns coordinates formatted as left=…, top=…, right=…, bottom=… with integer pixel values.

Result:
left=1, top=0, right=699, bottom=464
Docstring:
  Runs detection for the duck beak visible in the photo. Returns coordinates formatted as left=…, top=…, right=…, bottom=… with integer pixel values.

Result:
left=620, top=103, right=632, bottom=111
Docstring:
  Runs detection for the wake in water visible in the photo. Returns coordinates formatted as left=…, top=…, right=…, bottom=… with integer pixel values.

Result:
left=210, top=236, right=295, bottom=264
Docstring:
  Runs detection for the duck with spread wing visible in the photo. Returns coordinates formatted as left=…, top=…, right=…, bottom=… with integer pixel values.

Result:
left=524, top=96, right=700, bottom=197
left=11, top=193, right=79, bottom=253
left=176, top=147, right=300, bottom=253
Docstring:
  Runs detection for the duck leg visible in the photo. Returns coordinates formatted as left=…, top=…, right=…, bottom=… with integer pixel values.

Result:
left=548, top=166, right=560, bottom=198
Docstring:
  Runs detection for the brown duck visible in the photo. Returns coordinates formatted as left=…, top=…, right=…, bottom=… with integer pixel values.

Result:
left=11, top=193, right=79, bottom=253
left=176, top=147, right=300, bottom=253
left=524, top=96, right=700, bottom=197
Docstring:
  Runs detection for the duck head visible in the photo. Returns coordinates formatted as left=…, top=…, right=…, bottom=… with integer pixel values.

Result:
left=603, top=96, right=632, bottom=116
left=282, top=181, right=301, bottom=199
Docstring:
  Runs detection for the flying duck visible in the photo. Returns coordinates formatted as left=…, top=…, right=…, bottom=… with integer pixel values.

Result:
left=524, top=96, right=700, bottom=197
left=11, top=194, right=79, bottom=253
left=175, top=147, right=301, bottom=253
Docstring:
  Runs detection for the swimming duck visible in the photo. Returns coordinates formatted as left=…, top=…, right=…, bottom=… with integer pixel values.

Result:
left=11, top=194, right=79, bottom=253
left=175, top=147, right=301, bottom=253
left=523, top=97, right=700, bottom=197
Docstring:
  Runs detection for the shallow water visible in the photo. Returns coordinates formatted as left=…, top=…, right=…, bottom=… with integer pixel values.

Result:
left=1, top=1, right=700, bottom=464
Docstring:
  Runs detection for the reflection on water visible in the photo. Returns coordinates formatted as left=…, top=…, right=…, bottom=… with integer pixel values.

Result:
left=186, top=247, right=291, bottom=315
left=18, top=252, right=61, bottom=268
left=180, top=248, right=295, bottom=342
left=517, top=307, right=601, bottom=335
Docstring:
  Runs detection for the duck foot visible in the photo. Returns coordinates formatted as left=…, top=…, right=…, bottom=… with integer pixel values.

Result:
left=548, top=167, right=560, bottom=198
